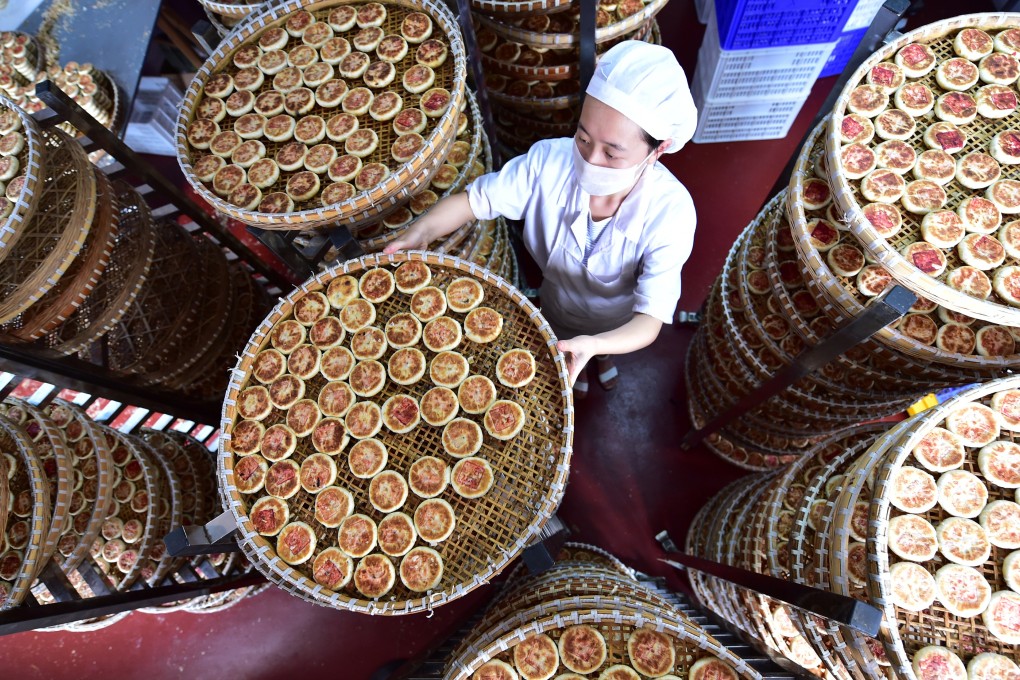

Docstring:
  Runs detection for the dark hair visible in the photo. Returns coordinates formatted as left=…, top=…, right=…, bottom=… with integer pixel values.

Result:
left=641, top=129, right=663, bottom=151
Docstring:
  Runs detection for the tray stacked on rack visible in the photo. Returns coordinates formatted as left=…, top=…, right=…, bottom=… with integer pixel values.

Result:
left=200, top=0, right=271, bottom=38
left=445, top=541, right=760, bottom=679
left=0, top=32, right=120, bottom=133
left=688, top=376, right=1020, bottom=680
left=470, top=0, right=665, bottom=157
left=219, top=251, right=571, bottom=614
left=177, top=0, right=468, bottom=233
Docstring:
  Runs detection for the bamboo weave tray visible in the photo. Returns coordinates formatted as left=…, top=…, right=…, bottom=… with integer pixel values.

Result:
left=44, top=401, right=116, bottom=573
left=0, top=95, right=43, bottom=261
left=104, top=221, right=201, bottom=375
left=198, top=0, right=268, bottom=18
left=827, top=13, right=1020, bottom=327
left=0, top=127, right=97, bottom=324
left=474, top=0, right=667, bottom=47
left=447, top=604, right=760, bottom=680
left=469, top=0, right=572, bottom=15
left=137, top=235, right=233, bottom=385
left=45, top=183, right=156, bottom=355
left=134, top=439, right=183, bottom=587
left=4, top=400, right=74, bottom=584
left=0, top=415, right=48, bottom=610
left=868, top=376, right=1020, bottom=677
left=177, top=0, right=468, bottom=229
left=220, top=251, right=572, bottom=614
left=4, top=167, right=119, bottom=342
left=797, top=119, right=1020, bottom=372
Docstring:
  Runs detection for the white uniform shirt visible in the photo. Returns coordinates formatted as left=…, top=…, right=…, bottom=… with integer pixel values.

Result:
left=467, top=137, right=696, bottom=336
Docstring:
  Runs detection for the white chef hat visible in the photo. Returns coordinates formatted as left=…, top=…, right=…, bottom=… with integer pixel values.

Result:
left=585, top=41, right=698, bottom=153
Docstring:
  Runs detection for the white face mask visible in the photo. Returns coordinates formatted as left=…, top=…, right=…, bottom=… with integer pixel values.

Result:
left=571, top=141, right=654, bottom=196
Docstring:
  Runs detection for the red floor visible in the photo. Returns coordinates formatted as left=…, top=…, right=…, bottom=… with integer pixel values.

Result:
left=0, top=0, right=985, bottom=677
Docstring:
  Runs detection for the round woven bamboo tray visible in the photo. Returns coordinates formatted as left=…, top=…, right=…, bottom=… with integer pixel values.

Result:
left=481, top=52, right=576, bottom=82
left=177, top=0, right=468, bottom=230
left=138, top=236, right=233, bottom=385
left=827, top=418, right=924, bottom=674
left=796, top=120, right=1020, bottom=374
left=469, top=0, right=572, bottom=15
left=199, top=0, right=268, bottom=19
left=474, top=0, right=667, bottom=47
left=0, top=95, right=43, bottom=261
left=357, top=88, right=489, bottom=253
left=134, top=439, right=184, bottom=587
left=827, top=13, right=1020, bottom=327
left=4, top=167, right=119, bottom=341
left=0, top=127, right=97, bottom=325
left=46, top=183, right=155, bottom=355
left=221, top=250, right=572, bottom=614
left=94, top=427, right=161, bottom=591
left=168, top=431, right=221, bottom=525
left=44, top=401, right=116, bottom=573
left=104, top=221, right=200, bottom=375
left=0, top=415, right=48, bottom=611
left=5, top=399, right=74, bottom=582
left=447, top=604, right=760, bottom=680
left=867, top=376, right=1020, bottom=677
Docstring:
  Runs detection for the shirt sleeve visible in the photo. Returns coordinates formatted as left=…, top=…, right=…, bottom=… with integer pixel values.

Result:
left=466, top=141, right=550, bottom=220
left=632, top=192, right=696, bottom=324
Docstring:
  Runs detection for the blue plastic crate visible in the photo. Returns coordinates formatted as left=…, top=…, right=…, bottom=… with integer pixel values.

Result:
left=819, top=26, right=869, bottom=78
left=714, top=0, right=859, bottom=49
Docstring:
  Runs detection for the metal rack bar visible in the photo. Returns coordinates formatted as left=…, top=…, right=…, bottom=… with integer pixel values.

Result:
left=682, top=285, right=916, bottom=448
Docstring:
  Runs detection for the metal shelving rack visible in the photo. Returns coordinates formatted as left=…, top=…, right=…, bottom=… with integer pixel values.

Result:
left=0, top=82, right=283, bottom=634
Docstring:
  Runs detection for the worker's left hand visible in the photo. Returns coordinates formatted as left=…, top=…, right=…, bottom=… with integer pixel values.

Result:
left=557, top=336, right=598, bottom=387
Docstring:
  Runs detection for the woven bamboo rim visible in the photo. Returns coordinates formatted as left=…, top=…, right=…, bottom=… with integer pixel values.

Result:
left=469, top=0, right=572, bottom=15
left=135, top=439, right=184, bottom=587
left=0, top=95, right=44, bottom=261
left=495, top=106, right=576, bottom=137
left=139, top=237, right=234, bottom=385
left=765, top=197, right=937, bottom=402
left=488, top=88, right=578, bottom=112
left=474, top=0, right=667, bottom=48
left=198, top=0, right=268, bottom=18
left=47, top=183, right=156, bottom=355
left=59, top=611, right=132, bottom=632
left=796, top=119, right=1020, bottom=372
left=358, top=87, right=488, bottom=252
left=189, top=583, right=264, bottom=613
left=826, top=13, right=1020, bottom=327
left=498, top=558, right=637, bottom=597
left=685, top=477, right=736, bottom=611
left=98, top=427, right=162, bottom=591
left=177, top=0, right=468, bottom=230
left=787, top=435, right=882, bottom=680
left=47, top=401, right=116, bottom=573
left=5, top=167, right=119, bottom=341
left=203, top=6, right=240, bottom=38
left=7, top=400, right=74, bottom=582
left=0, top=127, right=97, bottom=324
left=221, top=251, right=572, bottom=614
left=0, top=415, right=48, bottom=611
left=868, top=376, right=1020, bottom=677
left=0, top=449, right=7, bottom=543
left=447, top=604, right=761, bottom=680
left=827, top=416, right=925, bottom=675
left=104, top=221, right=200, bottom=374
left=456, top=589, right=689, bottom=667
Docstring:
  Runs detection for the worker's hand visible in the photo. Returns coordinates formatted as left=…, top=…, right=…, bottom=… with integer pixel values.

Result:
left=383, top=223, right=431, bottom=254
left=556, top=336, right=599, bottom=387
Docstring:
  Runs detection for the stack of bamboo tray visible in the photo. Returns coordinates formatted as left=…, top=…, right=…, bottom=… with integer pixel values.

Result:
left=687, top=14, right=1020, bottom=471
left=689, top=375, right=1020, bottom=680
left=0, top=31, right=120, bottom=133
left=445, top=541, right=760, bottom=679
left=219, top=251, right=571, bottom=614
left=0, top=93, right=272, bottom=399
left=177, top=0, right=469, bottom=236
left=469, top=0, right=665, bottom=158
left=0, top=399, right=240, bottom=612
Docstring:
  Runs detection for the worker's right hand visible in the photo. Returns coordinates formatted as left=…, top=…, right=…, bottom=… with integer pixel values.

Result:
left=383, top=225, right=431, bottom=254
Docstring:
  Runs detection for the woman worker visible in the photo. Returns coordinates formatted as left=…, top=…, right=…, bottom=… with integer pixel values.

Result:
left=385, top=40, right=698, bottom=398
